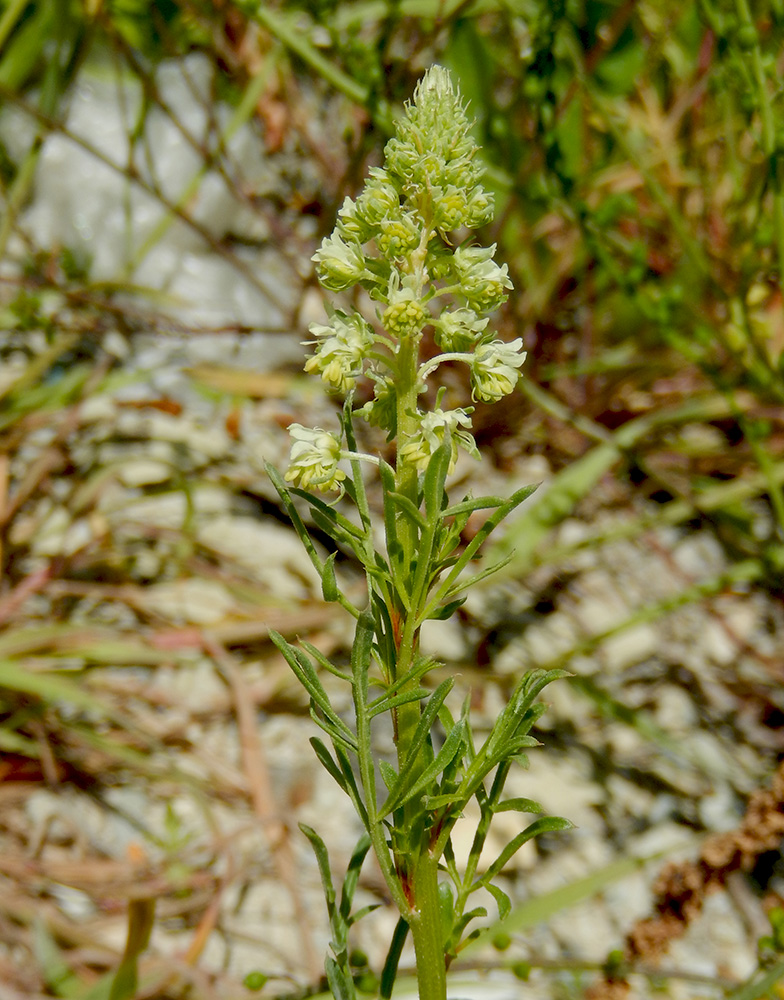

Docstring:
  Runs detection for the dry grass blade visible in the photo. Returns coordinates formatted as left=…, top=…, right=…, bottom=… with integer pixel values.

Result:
left=204, top=634, right=322, bottom=982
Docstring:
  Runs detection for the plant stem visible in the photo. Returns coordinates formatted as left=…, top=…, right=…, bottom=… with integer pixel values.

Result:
left=408, top=849, right=447, bottom=1000
left=390, top=269, right=447, bottom=1000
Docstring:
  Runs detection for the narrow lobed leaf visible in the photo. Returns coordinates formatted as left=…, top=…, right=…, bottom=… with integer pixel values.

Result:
left=493, top=797, right=544, bottom=814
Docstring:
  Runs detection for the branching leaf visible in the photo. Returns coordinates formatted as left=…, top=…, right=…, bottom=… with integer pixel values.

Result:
left=351, top=608, right=375, bottom=706
left=441, top=494, right=515, bottom=518
left=333, top=743, right=369, bottom=829
left=289, top=486, right=365, bottom=542
left=309, top=707, right=358, bottom=754
left=422, top=482, right=540, bottom=618
left=266, top=462, right=324, bottom=569
left=427, top=596, right=467, bottom=621
left=434, top=553, right=515, bottom=605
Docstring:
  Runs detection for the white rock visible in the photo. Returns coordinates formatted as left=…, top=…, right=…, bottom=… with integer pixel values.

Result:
left=653, top=685, right=698, bottom=733
left=419, top=617, right=467, bottom=663
left=116, top=459, right=173, bottom=487
left=138, top=578, right=235, bottom=624
left=601, top=622, right=658, bottom=671
left=197, top=515, right=321, bottom=598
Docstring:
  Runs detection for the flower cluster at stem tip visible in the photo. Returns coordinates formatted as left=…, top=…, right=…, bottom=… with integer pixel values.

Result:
left=285, top=65, right=525, bottom=492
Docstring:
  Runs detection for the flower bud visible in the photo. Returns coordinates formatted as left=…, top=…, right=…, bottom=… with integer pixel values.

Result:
left=465, top=187, right=494, bottom=228
left=470, top=338, right=526, bottom=402
left=433, top=185, right=469, bottom=232
left=377, top=213, right=421, bottom=259
left=305, top=310, right=374, bottom=393
left=356, top=169, right=401, bottom=226
left=382, top=272, right=430, bottom=337
left=434, top=308, right=489, bottom=352
left=336, top=196, right=373, bottom=243
left=399, top=406, right=479, bottom=473
left=453, top=244, right=513, bottom=311
left=285, top=424, right=346, bottom=493
left=357, top=374, right=397, bottom=439
left=313, top=232, right=368, bottom=291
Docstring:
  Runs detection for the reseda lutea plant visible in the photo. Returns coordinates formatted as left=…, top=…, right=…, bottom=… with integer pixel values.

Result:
left=267, top=67, right=570, bottom=1000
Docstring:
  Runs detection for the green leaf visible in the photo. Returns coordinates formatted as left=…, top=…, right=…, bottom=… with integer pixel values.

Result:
left=300, top=823, right=337, bottom=909
left=423, top=436, right=451, bottom=524
left=422, top=482, right=540, bottom=620
left=422, top=792, right=463, bottom=810
left=485, top=882, right=511, bottom=922
left=333, top=742, right=370, bottom=829
left=478, top=816, right=573, bottom=887
left=310, top=737, right=349, bottom=791
left=289, top=487, right=365, bottom=542
left=380, top=677, right=455, bottom=815
left=340, top=833, right=372, bottom=923
left=341, top=392, right=373, bottom=534
left=451, top=906, right=487, bottom=943
left=266, top=462, right=324, bottom=568
left=391, top=719, right=468, bottom=814
left=321, top=551, right=338, bottom=602
left=109, top=899, right=156, bottom=1000
left=309, top=707, right=358, bottom=755
left=270, top=632, right=357, bottom=748
left=300, top=640, right=352, bottom=682
left=385, top=490, right=428, bottom=530
left=378, top=760, right=398, bottom=790
left=438, top=880, right=455, bottom=942
left=441, top=492, right=532, bottom=519
left=351, top=608, right=375, bottom=707
left=379, top=918, right=409, bottom=1000
left=427, top=596, right=467, bottom=621
left=434, top=553, right=514, bottom=606
left=379, top=458, right=407, bottom=598
left=368, top=686, right=430, bottom=719
left=494, top=797, right=544, bottom=814
left=326, top=956, right=355, bottom=1000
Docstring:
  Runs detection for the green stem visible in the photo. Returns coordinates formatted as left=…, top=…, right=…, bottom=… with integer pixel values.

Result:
left=389, top=253, right=446, bottom=1000
left=392, top=325, right=425, bottom=764
left=408, top=849, right=447, bottom=1000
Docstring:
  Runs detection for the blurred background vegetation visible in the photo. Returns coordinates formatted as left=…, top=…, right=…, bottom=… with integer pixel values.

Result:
left=2, top=1, right=784, bottom=998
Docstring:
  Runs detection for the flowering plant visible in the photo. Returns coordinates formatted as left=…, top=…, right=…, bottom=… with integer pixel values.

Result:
left=267, top=66, right=569, bottom=1000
